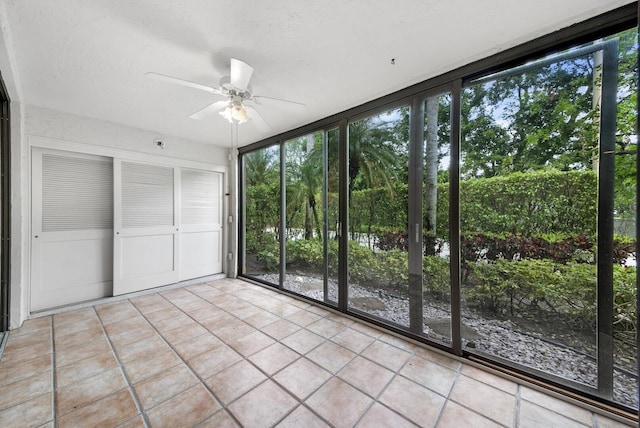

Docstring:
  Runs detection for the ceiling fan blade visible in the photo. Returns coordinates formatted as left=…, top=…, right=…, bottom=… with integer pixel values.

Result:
left=252, top=95, right=306, bottom=108
left=245, top=105, right=271, bottom=132
left=146, top=72, right=222, bottom=94
left=189, top=100, right=228, bottom=119
left=230, top=58, right=254, bottom=92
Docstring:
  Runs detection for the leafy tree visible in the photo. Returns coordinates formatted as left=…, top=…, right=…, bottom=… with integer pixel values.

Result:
left=612, top=29, right=638, bottom=220
left=244, top=147, right=281, bottom=256
left=342, top=114, right=403, bottom=238
left=286, top=135, right=323, bottom=240
left=461, top=28, right=637, bottom=184
left=345, top=116, right=400, bottom=194
left=244, top=147, right=279, bottom=186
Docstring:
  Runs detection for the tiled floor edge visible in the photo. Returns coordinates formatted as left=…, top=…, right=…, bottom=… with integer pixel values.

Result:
left=239, top=276, right=640, bottom=428
left=25, top=273, right=228, bottom=321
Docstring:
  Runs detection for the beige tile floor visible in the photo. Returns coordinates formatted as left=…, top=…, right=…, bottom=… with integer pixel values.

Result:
left=0, top=278, right=635, bottom=427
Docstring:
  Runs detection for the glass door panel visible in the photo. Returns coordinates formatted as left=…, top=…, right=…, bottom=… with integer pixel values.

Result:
left=242, top=146, right=281, bottom=286
left=422, top=93, right=453, bottom=345
left=347, top=107, right=410, bottom=327
left=284, top=131, right=336, bottom=306
left=460, top=51, right=601, bottom=387
left=459, top=34, right=635, bottom=406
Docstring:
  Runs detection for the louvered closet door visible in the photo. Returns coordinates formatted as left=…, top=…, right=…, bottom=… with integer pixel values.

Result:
left=179, top=168, right=223, bottom=280
left=113, top=160, right=178, bottom=295
left=31, top=149, right=113, bottom=311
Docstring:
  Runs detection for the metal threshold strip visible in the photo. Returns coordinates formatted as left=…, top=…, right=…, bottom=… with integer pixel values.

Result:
left=466, top=355, right=639, bottom=425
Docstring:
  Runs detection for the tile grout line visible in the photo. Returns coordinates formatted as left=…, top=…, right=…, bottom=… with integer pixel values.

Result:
left=229, top=284, right=447, bottom=427
left=433, top=362, right=463, bottom=427
left=179, top=285, right=315, bottom=426
left=443, top=373, right=514, bottom=427
left=272, top=306, right=412, bottom=426
left=92, top=305, right=151, bottom=428
left=50, top=315, right=58, bottom=428
left=185, top=284, right=343, bottom=427
left=133, top=290, right=244, bottom=427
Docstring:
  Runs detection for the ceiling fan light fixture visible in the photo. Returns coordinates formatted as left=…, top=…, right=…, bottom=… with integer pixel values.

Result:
left=219, top=105, right=234, bottom=123
left=219, top=97, right=249, bottom=124
left=232, top=104, right=249, bottom=124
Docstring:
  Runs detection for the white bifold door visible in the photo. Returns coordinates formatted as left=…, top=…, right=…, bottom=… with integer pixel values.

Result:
left=113, top=160, right=179, bottom=295
left=31, top=149, right=114, bottom=311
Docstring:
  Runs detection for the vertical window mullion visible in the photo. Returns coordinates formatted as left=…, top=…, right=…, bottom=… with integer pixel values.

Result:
left=450, top=79, right=463, bottom=357
left=322, top=130, right=330, bottom=303
left=408, top=97, right=425, bottom=333
left=597, top=39, right=619, bottom=399
left=338, top=119, right=349, bottom=313
left=279, top=142, right=286, bottom=290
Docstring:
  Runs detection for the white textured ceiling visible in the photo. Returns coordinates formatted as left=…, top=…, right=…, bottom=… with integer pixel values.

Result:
left=0, top=0, right=634, bottom=148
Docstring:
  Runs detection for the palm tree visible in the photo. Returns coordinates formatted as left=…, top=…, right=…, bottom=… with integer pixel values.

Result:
left=244, top=147, right=279, bottom=186
left=345, top=118, right=398, bottom=196
left=286, top=135, right=323, bottom=240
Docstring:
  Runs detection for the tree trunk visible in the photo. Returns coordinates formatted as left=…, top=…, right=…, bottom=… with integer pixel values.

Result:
left=424, top=97, right=439, bottom=256
left=304, top=199, right=313, bottom=239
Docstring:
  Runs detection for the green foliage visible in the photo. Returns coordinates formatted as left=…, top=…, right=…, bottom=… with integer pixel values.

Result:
left=245, top=183, right=281, bottom=252
left=282, top=238, right=636, bottom=337
left=613, top=266, right=637, bottom=337
left=423, top=256, right=450, bottom=298
left=286, top=239, right=324, bottom=272
left=466, top=259, right=636, bottom=335
left=348, top=185, right=408, bottom=235
left=458, top=170, right=597, bottom=236
left=344, top=170, right=597, bottom=238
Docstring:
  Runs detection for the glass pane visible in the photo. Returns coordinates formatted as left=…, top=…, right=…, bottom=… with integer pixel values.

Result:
left=612, top=29, right=637, bottom=410
left=423, top=93, right=453, bottom=345
left=347, top=107, right=409, bottom=327
left=242, top=146, right=281, bottom=285
left=460, top=47, right=602, bottom=387
left=283, top=132, right=328, bottom=302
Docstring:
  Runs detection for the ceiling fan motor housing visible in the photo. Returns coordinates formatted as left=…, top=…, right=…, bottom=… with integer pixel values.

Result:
left=219, top=76, right=252, bottom=99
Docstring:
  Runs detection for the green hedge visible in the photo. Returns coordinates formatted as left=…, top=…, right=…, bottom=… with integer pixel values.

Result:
left=458, top=170, right=597, bottom=236
left=347, top=169, right=597, bottom=237
left=247, top=170, right=598, bottom=241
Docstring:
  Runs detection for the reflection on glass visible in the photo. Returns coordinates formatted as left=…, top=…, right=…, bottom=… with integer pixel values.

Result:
left=422, top=94, right=453, bottom=345
left=347, top=108, right=409, bottom=326
left=460, top=50, right=600, bottom=388
left=243, top=146, right=281, bottom=285
left=459, top=31, right=639, bottom=411
left=612, top=29, right=638, bottom=410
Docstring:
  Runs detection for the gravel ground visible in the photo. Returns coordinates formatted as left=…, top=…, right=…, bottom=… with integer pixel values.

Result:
left=255, top=272, right=638, bottom=409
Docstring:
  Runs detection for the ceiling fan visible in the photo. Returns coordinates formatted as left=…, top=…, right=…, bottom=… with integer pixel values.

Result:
left=146, top=58, right=305, bottom=132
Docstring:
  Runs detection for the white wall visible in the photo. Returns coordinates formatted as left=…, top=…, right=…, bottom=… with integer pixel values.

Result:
left=25, top=105, right=228, bottom=164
